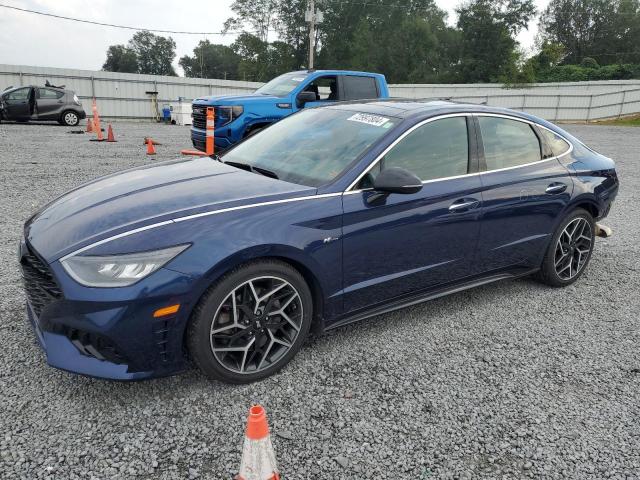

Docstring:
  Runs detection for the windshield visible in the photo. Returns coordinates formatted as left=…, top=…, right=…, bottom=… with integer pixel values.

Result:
left=221, top=108, right=400, bottom=187
left=254, top=73, right=309, bottom=96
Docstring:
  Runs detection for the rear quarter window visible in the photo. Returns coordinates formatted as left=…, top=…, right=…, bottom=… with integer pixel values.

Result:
left=342, top=76, right=379, bottom=100
left=540, top=128, right=571, bottom=157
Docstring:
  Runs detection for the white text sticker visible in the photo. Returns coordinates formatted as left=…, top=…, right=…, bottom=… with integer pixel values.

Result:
left=347, top=113, right=390, bottom=127
left=292, top=77, right=305, bottom=82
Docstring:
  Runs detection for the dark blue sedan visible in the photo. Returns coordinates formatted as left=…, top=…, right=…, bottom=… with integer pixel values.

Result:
left=20, top=100, right=618, bottom=383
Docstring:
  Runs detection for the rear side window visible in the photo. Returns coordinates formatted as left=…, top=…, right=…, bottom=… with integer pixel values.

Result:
left=342, top=76, right=378, bottom=100
left=478, top=117, right=541, bottom=170
left=38, top=88, right=64, bottom=99
left=540, top=128, right=571, bottom=157
left=373, top=117, right=469, bottom=182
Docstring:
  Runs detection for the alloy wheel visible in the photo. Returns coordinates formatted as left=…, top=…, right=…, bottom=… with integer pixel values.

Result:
left=209, top=276, right=303, bottom=374
left=64, top=112, right=78, bottom=126
left=554, top=217, right=592, bottom=280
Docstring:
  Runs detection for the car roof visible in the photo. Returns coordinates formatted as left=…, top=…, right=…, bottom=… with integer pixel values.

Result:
left=287, top=69, right=385, bottom=78
left=327, top=98, right=544, bottom=123
left=3, top=85, right=69, bottom=93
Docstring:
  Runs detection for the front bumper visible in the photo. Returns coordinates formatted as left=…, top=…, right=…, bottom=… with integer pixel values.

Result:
left=20, top=243, right=200, bottom=380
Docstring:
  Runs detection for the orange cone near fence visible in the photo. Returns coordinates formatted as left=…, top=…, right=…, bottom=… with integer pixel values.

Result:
left=86, top=119, right=94, bottom=133
left=146, top=137, right=157, bottom=155
left=106, top=124, right=116, bottom=142
left=236, top=405, right=280, bottom=480
left=91, top=98, right=104, bottom=141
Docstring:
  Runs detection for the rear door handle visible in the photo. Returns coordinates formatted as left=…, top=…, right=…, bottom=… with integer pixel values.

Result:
left=449, top=198, right=480, bottom=212
left=546, top=183, right=567, bottom=194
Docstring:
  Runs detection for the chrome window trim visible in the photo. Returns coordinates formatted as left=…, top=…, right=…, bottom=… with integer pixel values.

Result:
left=344, top=111, right=574, bottom=195
left=59, top=192, right=343, bottom=261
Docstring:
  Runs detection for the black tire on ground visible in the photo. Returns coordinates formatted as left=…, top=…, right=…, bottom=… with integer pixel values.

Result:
left=61, top=110, right=80, bottom=126
left=536, top=208, right=596, bottom=287
left=187, top=259, right=313, bottom=384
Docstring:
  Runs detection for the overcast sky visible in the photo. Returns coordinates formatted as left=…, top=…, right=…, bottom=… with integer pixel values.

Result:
left=0, top=0, right=551, bottom=75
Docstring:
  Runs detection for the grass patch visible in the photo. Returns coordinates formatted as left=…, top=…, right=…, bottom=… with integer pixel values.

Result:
left=594, top=115, right=640, bottom=126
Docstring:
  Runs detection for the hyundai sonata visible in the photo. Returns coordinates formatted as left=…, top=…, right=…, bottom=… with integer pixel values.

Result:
left=20, top=100, right=618, bottom=383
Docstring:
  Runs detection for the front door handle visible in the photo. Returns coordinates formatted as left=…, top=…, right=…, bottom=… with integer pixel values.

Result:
left=546, top=183, right=567, bottom=194
left=449, top=198, right=480, bottom=212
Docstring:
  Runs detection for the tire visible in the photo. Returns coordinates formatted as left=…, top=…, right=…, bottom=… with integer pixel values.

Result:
left=536, top=208, right=595, bottom=287
left=61, top=110, right=80, bottom=126
left=243, top=125, right=265, bottom=139
left=187, top=259, right=313, bottom=383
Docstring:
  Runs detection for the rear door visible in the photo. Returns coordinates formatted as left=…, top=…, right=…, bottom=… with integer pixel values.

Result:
left=474, top=114, right=574, bottom=271
left=341, top=115, right=483, bottom=313
left=3, top=87, right=32, bottom=119
left=36, top=88, right=65, bottom=119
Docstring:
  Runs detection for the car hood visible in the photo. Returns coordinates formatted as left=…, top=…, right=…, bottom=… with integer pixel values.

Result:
left=193, top=94, right=283, bottom=105
left=25, top=157, right=314, bottom=262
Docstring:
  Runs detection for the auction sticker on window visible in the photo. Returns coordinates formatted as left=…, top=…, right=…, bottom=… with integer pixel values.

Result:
left=347, top=113, right=390, bottom=127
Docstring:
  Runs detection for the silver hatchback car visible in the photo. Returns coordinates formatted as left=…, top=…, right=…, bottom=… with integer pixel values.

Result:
left=0, top=83, right=87, bottom=126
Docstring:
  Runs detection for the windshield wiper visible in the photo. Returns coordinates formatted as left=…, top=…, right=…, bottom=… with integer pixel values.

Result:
left=252, top=166, right=279, bottom=179
left=223, top=161, right=279, bottom=179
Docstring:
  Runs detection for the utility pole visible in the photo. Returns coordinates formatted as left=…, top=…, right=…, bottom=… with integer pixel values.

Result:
left=307, top=0, right=316, bottom=69
left=306, top=0, right=323, bottom=69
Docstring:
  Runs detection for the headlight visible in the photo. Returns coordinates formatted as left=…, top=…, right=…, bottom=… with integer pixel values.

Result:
left=61, top=245, right=189, bottom=287
left=73, top=94, right=81, bottom=105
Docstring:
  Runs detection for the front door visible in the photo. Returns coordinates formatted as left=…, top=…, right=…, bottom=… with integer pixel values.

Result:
left=4, top=87, right=33, bottom=120
left=341, top=115, right=483, bottom=313
left=474, top=115, right=574, bottom=270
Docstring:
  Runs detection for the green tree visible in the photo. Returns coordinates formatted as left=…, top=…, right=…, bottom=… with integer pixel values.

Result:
left=456, top=0, right=536, bottom=83
left=102, top=45, right=138, bottom=73
left=179, top=41, right=241, bottom=79
left=539, top=0, right=622, bottom=65
left=128, top=31, right=177, bottom=76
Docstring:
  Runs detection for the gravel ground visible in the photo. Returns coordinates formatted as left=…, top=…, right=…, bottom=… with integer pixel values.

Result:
left=0, top=120, right=638, bottom=479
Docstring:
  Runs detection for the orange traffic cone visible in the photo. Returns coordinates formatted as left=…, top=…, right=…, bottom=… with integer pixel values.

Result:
left=86, top=119, right=93, bottom=133
left=237, top=405, right=280, bottom=480
left=106, top=124, right=116, bottom=142
left=90, top=98, right=104, bottom=142
left=146, top=137, right=156, bottom=155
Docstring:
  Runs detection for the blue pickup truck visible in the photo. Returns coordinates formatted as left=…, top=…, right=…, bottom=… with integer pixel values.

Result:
left=190, top=69, right=389, bottom=152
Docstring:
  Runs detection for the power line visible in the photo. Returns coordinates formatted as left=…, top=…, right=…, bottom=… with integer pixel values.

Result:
left=0, top=3, right=242, bottom=35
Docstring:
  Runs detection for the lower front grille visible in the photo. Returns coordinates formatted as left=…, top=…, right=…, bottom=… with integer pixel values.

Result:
left=50, top=324, right=128, bottom=365
left=20, top=246, right=62, bottom=317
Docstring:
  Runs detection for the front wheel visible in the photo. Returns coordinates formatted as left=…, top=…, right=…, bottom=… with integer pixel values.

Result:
left=61, top=110, right=80, bottom=126
left=187, top=260, right=313, bottom=383
left=536, top=208, right=595, bottom=287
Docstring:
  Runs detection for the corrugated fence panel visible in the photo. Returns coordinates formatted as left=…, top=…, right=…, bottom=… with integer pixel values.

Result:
left=2, top=64, right=640, bottom=121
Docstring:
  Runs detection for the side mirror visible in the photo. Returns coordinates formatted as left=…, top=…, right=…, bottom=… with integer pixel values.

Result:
left=296, top=91, right=317, bottom=108
left=373, top=167, right=423, bottom=195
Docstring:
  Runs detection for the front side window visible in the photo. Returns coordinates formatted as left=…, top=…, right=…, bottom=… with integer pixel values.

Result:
left=6, top=88, right=30, bottom=101
left=478, top=116, right=541, bottom=170
left=301, top=76, right=339, bottom=102
left=540, top=128, right=571, bottom=157
left=361, top=116, right=469, bottom=187
left=222, top=108, right=399, bottom=187
left=254, top=73, right=309, bottom=97
left=38, top=88, right=64, bottom=99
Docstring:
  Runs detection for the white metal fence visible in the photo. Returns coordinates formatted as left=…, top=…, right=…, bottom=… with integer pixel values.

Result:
left=2, top=64, right=640, bottom=122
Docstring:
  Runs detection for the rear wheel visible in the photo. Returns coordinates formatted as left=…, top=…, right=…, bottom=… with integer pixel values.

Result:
left=61, top=110, right=79, bottom=126
left=537, top=208, right=595, bottom=287
left=187, top=260, right=312, bottom=383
